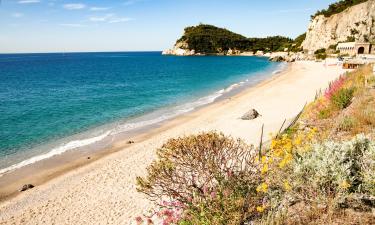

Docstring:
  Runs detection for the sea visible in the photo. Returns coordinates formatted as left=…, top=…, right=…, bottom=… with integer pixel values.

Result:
left=0, top=51, right=284, bottom=175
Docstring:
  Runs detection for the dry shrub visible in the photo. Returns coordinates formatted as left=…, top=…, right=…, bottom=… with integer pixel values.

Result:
left=136, top=132, right=264, bottom=224
left=353, top=95, right=375, bottom=127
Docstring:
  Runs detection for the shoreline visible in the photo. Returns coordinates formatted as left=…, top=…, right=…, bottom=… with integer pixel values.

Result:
left=0, top=61, right=284, bottom=201
left=0, top=61, right=346, bottom=224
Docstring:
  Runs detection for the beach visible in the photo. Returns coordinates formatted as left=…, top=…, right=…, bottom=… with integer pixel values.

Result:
left=0, top=61, right=345, bottom=224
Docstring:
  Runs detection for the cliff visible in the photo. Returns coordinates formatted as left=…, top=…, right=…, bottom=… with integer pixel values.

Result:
left=302, top=0, right=375, bottom=52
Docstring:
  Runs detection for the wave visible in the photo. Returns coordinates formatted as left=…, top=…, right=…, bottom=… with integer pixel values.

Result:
left=0, top=63, right=286, bottom=176
left=0, top=131, right=111, bottom=176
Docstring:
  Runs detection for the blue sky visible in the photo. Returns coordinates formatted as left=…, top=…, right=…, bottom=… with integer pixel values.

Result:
left=0, top=0, right=336, bottom=53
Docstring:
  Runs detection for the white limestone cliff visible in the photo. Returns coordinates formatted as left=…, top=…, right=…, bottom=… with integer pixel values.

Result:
left=302, top=0, right=375, bottom=53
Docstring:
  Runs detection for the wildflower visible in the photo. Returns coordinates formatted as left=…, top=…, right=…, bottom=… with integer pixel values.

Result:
left=210, top=191, right=217, bottom=199
left=223, top=189, right=231, bottom=197
left=256, top=205, right=265, bottom=213
left=283, top=181, right=292, bottom=191
left=270, top=139, right=278, bottom=149
left=293, top=135, right=302, bottom=146
left=261, top=155, right=267, bottom=164
left=256, top=183, right=268, bottom=193
left=340, top=180, right=351, bottom=190
left=135, top=216, right=143, bottom=224
left=261, top=164, right=268, bottom=174
left=147, top=218, right=154, bottom=225
left=203, top=185, right=208, bottom=194
left=279, top=154, right=292, bottom=168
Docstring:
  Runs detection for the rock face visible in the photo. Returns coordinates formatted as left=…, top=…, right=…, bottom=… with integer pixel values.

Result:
left=241, top=109, right=260, bottom=120
left=302, top=0, right=375, bottom=53
left=162, top=41, right=196, bottom=56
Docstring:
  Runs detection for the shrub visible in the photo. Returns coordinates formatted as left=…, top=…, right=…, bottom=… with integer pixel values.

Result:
left=316, top=53, right=327, bottom=60
left=337, top=116, right=356, bottom=131
left=318, top=108, right=332, bottom=119
left=325, top=75, right=346, bottom=100
left=314, top=48, right=326, bottom=54
left=289, top=135, right=375, bottom=204
left=136, top=132, right=264, bottom=224
left=331, top=88, right=354, bottom=109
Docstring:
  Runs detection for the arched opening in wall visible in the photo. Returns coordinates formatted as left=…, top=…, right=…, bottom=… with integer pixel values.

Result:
left=358, top=47, right=365, bottom=54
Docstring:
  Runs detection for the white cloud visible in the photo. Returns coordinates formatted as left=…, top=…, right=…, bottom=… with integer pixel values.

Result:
left=12, top=13, right=24, bottom=18
left=18, top=0, right=40, bottom=4
left=89, top=14, right=133, bottom=24
left=63, top=3, right=86, bottom=10
left=108, top=17, right=133, bottom=23
left=59, top=23, right=85, bottom=27
left=90, top=7, right=111, bottom=11
left=89, top=14, right=113, bottom=22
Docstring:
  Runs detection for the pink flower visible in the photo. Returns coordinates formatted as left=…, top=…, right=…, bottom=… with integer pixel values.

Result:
left=135, top=216, right=143, bottom=224
left=324, top=75, right=346, bottom=100
left=223, top=189, right=231, bottom=197
left=211, top=191, right=217, bottom=199
left=203, top=185, right=208, bottom=194
left=147, top=218, right=153, bottom=225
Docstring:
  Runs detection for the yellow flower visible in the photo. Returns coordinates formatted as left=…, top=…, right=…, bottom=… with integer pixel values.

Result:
left=256, top=183, right=268, bottom=193
left=340, top=181, right=351, bottom=190
left=261, top=164, right=268, bottom=174
left=279, top=154, right=292, bottom=168
left=256, top=205, right=265, bottom=213
left=283, top=181, right=292, bottom=191
left=293, top=136, right=302, bottom=146
left=270, top=140, right=277, bottom=149
left=261, top=156, right=267, bottom=164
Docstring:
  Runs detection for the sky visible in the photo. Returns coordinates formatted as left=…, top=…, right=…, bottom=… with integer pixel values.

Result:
left=0, top=0, right=337, bottom=53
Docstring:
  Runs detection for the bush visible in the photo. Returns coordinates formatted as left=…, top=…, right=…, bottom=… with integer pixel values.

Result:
left=289, top=135, right=375, bottom=204
left=316, top=53, right=327, bottom=60
left=136, top=132, right=264, bottom=224
left=337, top=116, right=356, bottom=131
left=314, top=48, right=326, bottom=54
left=318, top=108, right=332, bottom=119
left=331, top=88, right=354, bottom=109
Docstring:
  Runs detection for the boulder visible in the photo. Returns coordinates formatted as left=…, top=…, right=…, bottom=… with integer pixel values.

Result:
left=241, top=109, right=260, bottom=120
left=270, top=56, right=285, bottom=62
left=19, top=184, right=34, bottom=192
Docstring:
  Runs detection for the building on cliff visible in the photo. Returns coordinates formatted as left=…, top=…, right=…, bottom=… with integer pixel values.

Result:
left=337, top=42, right=374, bottom=56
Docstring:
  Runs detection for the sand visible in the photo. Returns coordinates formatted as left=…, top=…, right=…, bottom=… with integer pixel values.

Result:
left=0, top=61, right=345, bottom=224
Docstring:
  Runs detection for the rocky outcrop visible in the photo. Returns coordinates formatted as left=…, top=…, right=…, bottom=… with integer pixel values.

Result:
left=302, top=0, right=375, bottom=53
left=162, top=41, right=197, bottom=56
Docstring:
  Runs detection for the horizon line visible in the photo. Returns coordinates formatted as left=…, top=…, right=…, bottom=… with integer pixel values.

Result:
left=0, top=50, right=164, bottom=55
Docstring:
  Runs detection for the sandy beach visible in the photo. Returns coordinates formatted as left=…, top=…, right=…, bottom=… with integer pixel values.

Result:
left=0, top=61, right=345, bottom=224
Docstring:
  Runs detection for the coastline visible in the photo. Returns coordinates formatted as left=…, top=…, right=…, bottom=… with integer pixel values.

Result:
left=0, top=60, right=283, bottom=201
left=0, top=61, right=345, bottom=224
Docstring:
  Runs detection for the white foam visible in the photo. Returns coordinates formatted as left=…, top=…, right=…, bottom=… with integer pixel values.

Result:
left=0, top=131, right=111, bottom=176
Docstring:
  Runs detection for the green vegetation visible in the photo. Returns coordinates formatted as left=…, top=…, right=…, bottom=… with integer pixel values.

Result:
left=314, top=48, right=327, bottom=60
left=312, top=0, right=369, bottom=18
left=135, top=66, right=375, bottom=224
left=346, top=36, right=356, bottom=42
left=331, top=88, right=355, bottom=109
left=289, top=33, right=306, bottom=52
left=177, top=24, right=293, bottom=54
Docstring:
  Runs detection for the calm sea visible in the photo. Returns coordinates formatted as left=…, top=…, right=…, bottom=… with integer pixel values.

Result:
left=0, top=52, right=283, bottom=174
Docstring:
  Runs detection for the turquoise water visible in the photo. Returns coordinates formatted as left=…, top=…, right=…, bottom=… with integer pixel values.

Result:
left=0, top=52, right=281, bottom=173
